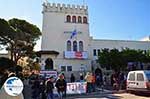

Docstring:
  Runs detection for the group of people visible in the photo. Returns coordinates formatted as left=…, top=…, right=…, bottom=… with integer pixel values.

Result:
left=30, top=73, right=67, bottom=99
left=84, top=71, right=127, bottom=92
left=0, top=57, right=127, bottom=99
left=111, top=72, right=127, bottom=90
left=27, top=71, right=127, bottom=99
left=30, top=72, right=103, bottom=99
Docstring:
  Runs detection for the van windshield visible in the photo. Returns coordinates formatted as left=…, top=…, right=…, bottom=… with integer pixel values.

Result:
left=146, top=74, right=150, bottom=81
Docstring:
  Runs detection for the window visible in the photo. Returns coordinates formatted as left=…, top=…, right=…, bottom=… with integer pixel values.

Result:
left=67, top=66, right=72, bottom=71
left=97, top=49, right=100, bottom=55
left=72, top=16, right=76, bottom=23
left=93, top=49, right=97, bottom=56
left=45, top=58, right=53, bottom=70
left=79, top=41, right=83, bottom=51
left=83, top=16, right=87, bottom=23
left=137, top=73, right=144, bottom=81
left=78, top=16, right=82, bottom=23
left=73, top=41, right=77, bottom=51
left=61, top=66, right=66, bottom=71
left=128, top=73, right=135, bottom=81
left=66, top=15, right=71, bottom=22
left=146, top=74, right=150, bottom=81
left=67, top=40, right=71, bottom=51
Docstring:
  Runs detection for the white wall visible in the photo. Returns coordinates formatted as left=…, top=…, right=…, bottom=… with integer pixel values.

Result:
left=41, top=3, right=91, bottom=72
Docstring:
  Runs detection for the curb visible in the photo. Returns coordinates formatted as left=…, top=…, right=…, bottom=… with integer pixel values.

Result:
left=63, top=90, right=127, bottom=98
left=112, top=90, right=126, bottom=94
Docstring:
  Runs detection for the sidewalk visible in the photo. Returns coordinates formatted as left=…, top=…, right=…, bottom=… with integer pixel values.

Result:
left=66, top=88, right=126, bottom=99
left=66, top=88, right=115, bottom=98
left=96, top=87, right=126, bottom=94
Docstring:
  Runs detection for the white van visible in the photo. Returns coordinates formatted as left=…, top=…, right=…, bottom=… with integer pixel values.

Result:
left=126, top=70, right=150, bottom=93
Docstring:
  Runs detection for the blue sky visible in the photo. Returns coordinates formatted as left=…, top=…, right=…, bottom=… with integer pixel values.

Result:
left=0, top=0, right=150, bottom=51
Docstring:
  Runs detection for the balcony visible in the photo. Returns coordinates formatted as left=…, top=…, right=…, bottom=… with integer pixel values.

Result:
left=64, top=51, right=88, bottom=59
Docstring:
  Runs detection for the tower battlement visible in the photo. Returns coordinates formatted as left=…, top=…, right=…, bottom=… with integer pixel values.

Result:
left=43, top=3, right=88, bottom=15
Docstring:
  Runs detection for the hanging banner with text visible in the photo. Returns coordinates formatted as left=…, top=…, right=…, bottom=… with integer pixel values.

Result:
left=40, top=70, right=58, bottom=79
left=64, top=51, right=88, bottom=59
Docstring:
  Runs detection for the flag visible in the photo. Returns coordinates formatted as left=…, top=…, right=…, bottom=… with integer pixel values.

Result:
left=70, top=29, right=77, bottom=39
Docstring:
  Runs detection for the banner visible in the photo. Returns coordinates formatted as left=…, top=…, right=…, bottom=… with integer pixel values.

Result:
left=40, top=70, right=57, bottom=79
left=64, top=51, right=88, bottom=59
left=66, top=82, right=87, bottom=94
left=53, top=82, right=87, bottom=94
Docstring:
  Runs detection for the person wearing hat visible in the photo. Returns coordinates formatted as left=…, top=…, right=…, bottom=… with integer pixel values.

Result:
left=45, top=76, right=54, bottom=99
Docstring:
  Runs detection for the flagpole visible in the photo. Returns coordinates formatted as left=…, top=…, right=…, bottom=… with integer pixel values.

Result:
left=74, top=26, right=77, bottom=41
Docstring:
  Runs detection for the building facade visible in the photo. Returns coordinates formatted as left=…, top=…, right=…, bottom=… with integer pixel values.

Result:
left=40, top=2, right=150, bottom=75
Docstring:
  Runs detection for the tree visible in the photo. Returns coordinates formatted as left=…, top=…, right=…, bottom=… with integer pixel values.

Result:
left=98, top=48, right=150, bottom=71
left=109, top=49, right=123, bottom=71
left=0, top=18, right=41, bottom=63
left=98, top=48, right=111, bottom=70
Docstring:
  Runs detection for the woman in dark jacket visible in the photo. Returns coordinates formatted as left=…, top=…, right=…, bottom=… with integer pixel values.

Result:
left=46, top=76, right=54, bottom=99
left=55, top=75, right=67, bottom=99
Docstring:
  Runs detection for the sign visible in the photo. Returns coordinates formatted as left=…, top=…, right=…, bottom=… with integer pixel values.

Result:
left=53, top=82, right=87, bottom=95
left=4, top=77, right=24, bottom=96
left=40, top=70, right=57, bottom=79
left=66, top=82, right=87, bottom=94
left=64, top=51, right=88, bottom=59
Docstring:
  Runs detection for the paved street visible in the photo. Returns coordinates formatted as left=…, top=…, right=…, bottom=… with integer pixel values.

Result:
left=23, top=85, right=150, bottom=99
left=114, top=93, right=150, bottom=99
left=66, top=91, right=150, bottom=99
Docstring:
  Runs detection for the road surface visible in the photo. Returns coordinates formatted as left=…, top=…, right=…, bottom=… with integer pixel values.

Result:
left=67, top=92, right=150, bottom=99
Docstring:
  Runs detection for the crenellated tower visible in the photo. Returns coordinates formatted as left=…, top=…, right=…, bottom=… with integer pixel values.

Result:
left=42, top=3, right=88, bottom=15
left=41, top=2, right=91, bottom=72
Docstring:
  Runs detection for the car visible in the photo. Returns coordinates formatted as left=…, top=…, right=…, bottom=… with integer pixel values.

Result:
left=126, top=70, right=150, bottom=93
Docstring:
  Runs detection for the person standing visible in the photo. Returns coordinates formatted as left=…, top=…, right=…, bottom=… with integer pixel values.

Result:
left=80, top=73, right=84, bottom=82
left=91, top=73, right=96, bottom=92
left=55, top=75, right=67, bottom=99
left=84, top=72, right=93, bottom=93
left=46, top=76, right=54, bottom=99
left=70, top=73, right=75, bottom=82
left=32, top=75, right=40, bottom=99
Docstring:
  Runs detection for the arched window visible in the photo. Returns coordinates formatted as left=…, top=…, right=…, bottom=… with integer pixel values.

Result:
left=67, top=40, right=71, bottom=51
left=78, top=16, right=82, bottom=23
left=79, top=41, right=83, bottom=51
left=83, top=16, right=87, bottom=23
left=73, top=41, right=77, bottom=51
left=72, top=16, right=76, bottom=23
left=45, top=58, right=53, bottom=70
left=66, top=15, right=71, bottom=22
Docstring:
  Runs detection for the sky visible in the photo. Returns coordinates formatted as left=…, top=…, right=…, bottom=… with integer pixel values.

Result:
left=0, top=0, right=150, bottom=51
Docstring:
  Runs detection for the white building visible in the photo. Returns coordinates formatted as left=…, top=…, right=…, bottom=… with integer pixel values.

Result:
left=40, top=2, right=150, bottom=75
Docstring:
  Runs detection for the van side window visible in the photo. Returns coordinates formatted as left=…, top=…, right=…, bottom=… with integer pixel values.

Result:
left=137, top=73, right=144, bottom=81
left=129, top=73, right=135, bottom=81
